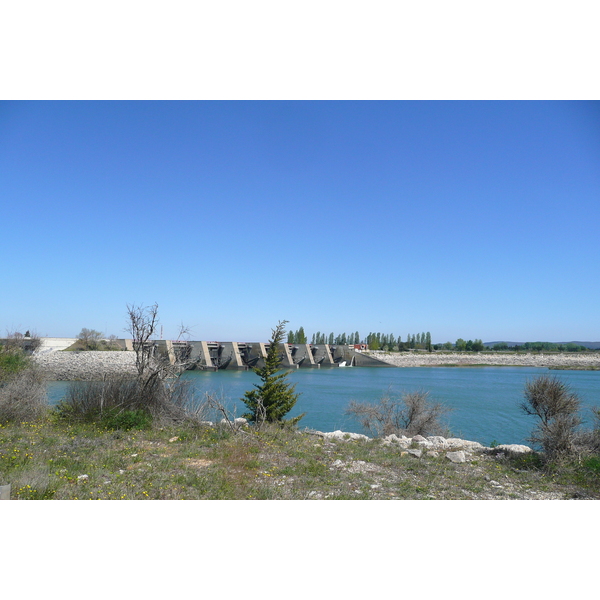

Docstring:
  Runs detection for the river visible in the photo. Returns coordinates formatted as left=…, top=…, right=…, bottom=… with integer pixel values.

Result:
left=45, top=366, right=600, bottom=446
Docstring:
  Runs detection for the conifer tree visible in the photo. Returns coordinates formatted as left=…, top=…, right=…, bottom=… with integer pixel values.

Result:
left=242, top=320, right=303, bottom=425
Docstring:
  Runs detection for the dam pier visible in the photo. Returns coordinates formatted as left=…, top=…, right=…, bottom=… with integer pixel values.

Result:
left=152, top=341, right=393, bottom=370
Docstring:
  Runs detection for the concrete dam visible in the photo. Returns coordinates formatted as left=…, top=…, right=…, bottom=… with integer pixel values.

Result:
left=147, top=340, right=394, bottom=370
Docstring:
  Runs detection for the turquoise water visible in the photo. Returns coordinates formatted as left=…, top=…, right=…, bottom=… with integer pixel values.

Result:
left=46, top=367, right=600, bottom=446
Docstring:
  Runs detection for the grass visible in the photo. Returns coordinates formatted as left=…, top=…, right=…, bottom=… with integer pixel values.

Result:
left=2, top=417, right=599, bottom=500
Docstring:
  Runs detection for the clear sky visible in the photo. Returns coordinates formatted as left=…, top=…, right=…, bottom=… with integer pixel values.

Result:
left=2, top=100, right=599, bottom=343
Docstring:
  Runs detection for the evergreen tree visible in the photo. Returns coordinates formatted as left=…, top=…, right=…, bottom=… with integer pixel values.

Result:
left=242, top=320, right=303, bottom=424
left=328, top=332, right=334, bottom=345
left=287, top=330, right=295, bottom=344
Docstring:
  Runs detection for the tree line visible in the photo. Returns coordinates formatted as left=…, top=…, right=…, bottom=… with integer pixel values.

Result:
left=286, top=328, right=434, bottom=352
left=490, top=341, right=592, bottom=352
left=286, top=328, right=597, bottom=353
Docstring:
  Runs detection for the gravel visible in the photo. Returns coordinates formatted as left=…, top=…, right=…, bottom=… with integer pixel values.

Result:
left=33, top=351, right=137, bottom=380
left=366, top=351, right=600, bottom=369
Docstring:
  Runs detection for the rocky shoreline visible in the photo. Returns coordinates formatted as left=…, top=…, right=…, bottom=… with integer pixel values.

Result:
left=367, top=350, right=600, bottom=369
left=307, top=429, right=531, bottom=460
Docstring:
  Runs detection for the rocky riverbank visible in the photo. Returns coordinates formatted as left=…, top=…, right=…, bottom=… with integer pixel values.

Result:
left=367, top=351, right=600, bottom=369
left=33, top=350, right=137, bottom=380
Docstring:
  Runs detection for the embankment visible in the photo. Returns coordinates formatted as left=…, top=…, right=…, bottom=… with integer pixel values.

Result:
left=33, top=351, right=137, bottom=380
left=367, top=351, right=600, bottom=369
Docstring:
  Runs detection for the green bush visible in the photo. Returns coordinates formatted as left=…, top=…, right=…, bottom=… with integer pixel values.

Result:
left=582, top=456, right=600, bottom=475
left=100, top=408, right=152, bottom=430
left=0, top=348, right=31, bottom=383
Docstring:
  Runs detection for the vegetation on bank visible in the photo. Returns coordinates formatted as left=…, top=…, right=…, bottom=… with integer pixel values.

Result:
left=64, top=328, right=122, bottom=351
left=2, top=308, right=600, bottom=499
left=2, top=418, right=600, bottom=500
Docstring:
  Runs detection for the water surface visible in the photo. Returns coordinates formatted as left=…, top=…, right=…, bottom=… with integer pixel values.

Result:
left=46, top=367, right=600, bottom=446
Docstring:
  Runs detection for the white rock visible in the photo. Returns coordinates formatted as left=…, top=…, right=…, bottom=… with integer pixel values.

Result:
left=323, top=430, right=370, bottom=441
left=446, top=451, right=466, bottom=463
left=446, top=438, right=484, bottom=451
left=495, top=444, right=532, bottom=454
left=427, top=436, right=447, bottom=445
left=414, top=438, right=433, bottom=447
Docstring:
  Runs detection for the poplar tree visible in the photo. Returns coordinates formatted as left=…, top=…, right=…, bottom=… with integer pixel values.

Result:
left=296, top=327, right=307, bottom=344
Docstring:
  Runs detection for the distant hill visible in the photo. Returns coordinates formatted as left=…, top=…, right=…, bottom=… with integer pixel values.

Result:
left=484, top=341, right=600, bottom=350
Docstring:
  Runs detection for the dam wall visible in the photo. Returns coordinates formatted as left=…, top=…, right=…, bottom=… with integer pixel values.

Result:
left=182, top=342, right=390, bottom=370
left=28, top=338, right=393, bottom=372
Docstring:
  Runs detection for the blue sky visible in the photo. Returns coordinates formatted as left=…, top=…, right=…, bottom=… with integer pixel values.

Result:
left=1, top=101, right=599, bottom=343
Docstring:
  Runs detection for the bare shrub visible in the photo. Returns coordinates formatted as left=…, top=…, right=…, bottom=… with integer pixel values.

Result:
left=521, top=375, right=582, bottom=462
left=77, top=328, right=104, bottom=350
left=521, top=375, right=580, bottom=425
left=58, top=375, right=207, bottom=427
left=2, top=330, right=41, bottom=354
left=58, top=304, right=201, bottom=429
left=572, top=407, right=600, bottom=456
left=0, top=366, right=47, bottom=423
left=346, top=390, right=450, bottom=438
